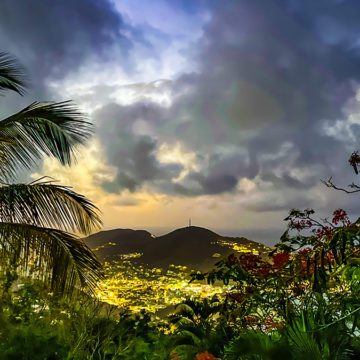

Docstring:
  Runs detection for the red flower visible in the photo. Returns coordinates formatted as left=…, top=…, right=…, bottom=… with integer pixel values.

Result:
left=290, top=219, right=312, bottom=231
left=325, top=251, right=335, bottom=264
left=332, top=208, right=350, bottom=226
left=196, top=351, right=217, bottom=360
left=315, top=226, right=334, bottom=240
left=240, top=253, right=259, bottom=271
left=273, top=252, right=290, bottom=269
left=297, top=247, right=312, bottom=257
left=264, top=316, right=285, bottom=331
left=296, top=247, right=314, bottom=277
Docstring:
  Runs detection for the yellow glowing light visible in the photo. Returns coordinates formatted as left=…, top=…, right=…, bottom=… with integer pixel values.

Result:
left=97, top=256, right=226, bottom=313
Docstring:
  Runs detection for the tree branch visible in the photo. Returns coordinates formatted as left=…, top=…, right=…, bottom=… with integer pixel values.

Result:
left=321, top=177, right=360, bottom=194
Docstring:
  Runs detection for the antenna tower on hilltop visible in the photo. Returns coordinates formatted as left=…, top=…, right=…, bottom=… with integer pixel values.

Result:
left=188, top=218, right=191, bottom=227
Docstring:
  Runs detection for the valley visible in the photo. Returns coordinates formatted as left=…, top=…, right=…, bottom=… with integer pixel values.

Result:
left=85, top=226, right=268, bottom=312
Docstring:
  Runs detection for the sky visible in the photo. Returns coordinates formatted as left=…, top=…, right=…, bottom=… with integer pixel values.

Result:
left=1, top=0, right=360, bottom=244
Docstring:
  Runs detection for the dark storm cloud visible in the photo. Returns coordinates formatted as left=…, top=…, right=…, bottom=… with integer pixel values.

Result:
left=95, top=98, right=254, bottom=194
left=168, top=151, right=251, bottom=196
left=0, top=0, right=136, bottom=182
left=175, top=0, right=360, bottom=199
left=95, top=0, right=360, bottom=210
left=246, top=194, right=318, bottom=213
left=177, top=0, right=360, bottom=135
left=170, top=172, right=238, bottom=196
left=0, top=0, right=130, bottom=85
left=260, top=172, right=318, bottom=190
left=94, top=102, right=182, bottom=193
left=191, top=172, right=238, bottom=194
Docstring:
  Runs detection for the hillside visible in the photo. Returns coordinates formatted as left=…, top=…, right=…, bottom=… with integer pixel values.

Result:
left=85, top=228, right=154, bottom=255
left=85, top=226, right=268, bottom=271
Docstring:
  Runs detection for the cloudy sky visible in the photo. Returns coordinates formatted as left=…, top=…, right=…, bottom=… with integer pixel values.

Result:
left=1, top=0, right=360, bottom=243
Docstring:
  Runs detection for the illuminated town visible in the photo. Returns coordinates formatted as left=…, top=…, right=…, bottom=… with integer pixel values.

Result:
left=95, top=239, right=263, bottom=313
left=97, top=257, right=226, bottom=313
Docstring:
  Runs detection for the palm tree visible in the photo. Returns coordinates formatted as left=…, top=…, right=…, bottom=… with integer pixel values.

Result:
left=0, top=52, right=102, bottom=296
left=169, top=297, right=230, bottom=359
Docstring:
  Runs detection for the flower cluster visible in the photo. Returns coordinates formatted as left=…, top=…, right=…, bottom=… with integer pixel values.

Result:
left=297, top=247, right=312, bottom=257
left=237, top=252, right=291, bottom=278
left=195, top=351, right=217, bottom=360
left=314, top=226, right=334, bottom=240
left=239, top=253, right=260, bottom=271
left=294, top=246, right=335, bottom=278
left=285, top=208, right=352, bottom=239
left=239, top=253, right=272, bottom=277
left=272, top=252, right=290, bottom=269
left=295, top=247, right=314, bottom=277
left=264, top=316, right=285, bottom=331
left=325, top=251, right=335, bottom=264
left=289, top=219, right=313, bottom=231
left=332, top=208, right=350, bottom=226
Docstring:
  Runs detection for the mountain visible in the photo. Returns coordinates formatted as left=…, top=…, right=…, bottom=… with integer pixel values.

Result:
left=85, top=228, right=154, bottom=256
left=84, top=226, right=268, bottom=271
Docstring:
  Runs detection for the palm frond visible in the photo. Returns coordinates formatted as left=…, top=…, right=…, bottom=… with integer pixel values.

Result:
left=0, top=52, right=27, bottom=95
left=0, top=222, right=102, bottom=295
left=0, top=101, right=93, bottom=179
left=223, top=332, right=291, bottom=360
left=174, top=303, right=196, bottom=316
left=0, top=51, right=102, bottom=296
left=287, top=315, right=323, bottom=360
left=0, top=180, right=102, bottom=235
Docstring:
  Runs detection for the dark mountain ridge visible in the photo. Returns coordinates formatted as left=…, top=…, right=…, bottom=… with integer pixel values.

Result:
left=85, top=226, right=268, bottom=271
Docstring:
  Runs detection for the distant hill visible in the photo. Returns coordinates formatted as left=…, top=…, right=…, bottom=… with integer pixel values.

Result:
left=85, top=228, right=154, bottom=254
left=84, top=226, right=269, bottom=271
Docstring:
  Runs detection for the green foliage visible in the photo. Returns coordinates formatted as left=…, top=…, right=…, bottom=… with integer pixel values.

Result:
left=0, top=52, right=26, bottom=95
left=169, top=297, right=233, bottom=359
left=188, top=165, right=360, bottom=358
left=0, top=279, right=175, bottom=360
left=0, top=51, right=102, bottom=296
left=0, top=324, right=68, bottom=360
left=223, top=331, right=291, bottom=360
